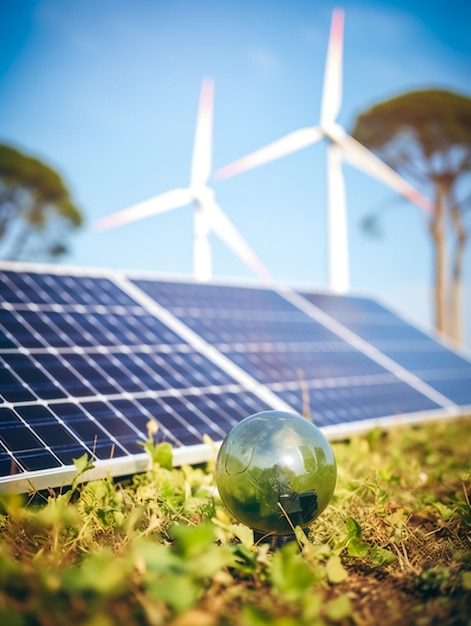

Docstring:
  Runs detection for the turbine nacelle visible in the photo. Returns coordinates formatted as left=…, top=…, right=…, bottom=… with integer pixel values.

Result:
left=191, top=185, right=215, bottom=206
left=321, top=121, right=344, bottom=142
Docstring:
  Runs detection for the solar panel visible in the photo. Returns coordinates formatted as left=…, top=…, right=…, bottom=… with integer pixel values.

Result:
left=132, top=279, right=469, bottom=428
left=1, top=263, right=470, bottom=493
left=299, top=292, right=471, bottom=406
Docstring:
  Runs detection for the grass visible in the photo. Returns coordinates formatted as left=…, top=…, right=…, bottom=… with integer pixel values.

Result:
left=0, top=415, right=470, bottom=626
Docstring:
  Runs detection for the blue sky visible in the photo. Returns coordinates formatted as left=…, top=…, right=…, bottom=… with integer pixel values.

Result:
left=1, top=0, right=470, bottom=348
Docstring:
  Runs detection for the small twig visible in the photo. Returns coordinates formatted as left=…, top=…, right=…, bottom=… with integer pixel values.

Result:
left=277, top=501, right=303, bottom=550
left=390, top=542, right=405, bottom=571
left=253, top=531, right=276, bottom=547
left=277, top=501, right=296, bottom=534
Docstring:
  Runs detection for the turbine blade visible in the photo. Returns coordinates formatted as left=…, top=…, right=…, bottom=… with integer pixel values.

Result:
left=326, top=142, right=349, bottom=293
left=320, top=8, right=344, bottom=125
left=332, top=126, right=434, bottom=213
left=94, top=188, right=193, bottom=231
left=207, top=200, right=274, bottom=282
left=190, top=77, right=215, bottom=188
left=214, top=126, right=323, bottom=180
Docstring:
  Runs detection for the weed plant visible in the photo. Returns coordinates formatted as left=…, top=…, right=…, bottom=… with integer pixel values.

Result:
left=0, top=416, right=470, bottom=625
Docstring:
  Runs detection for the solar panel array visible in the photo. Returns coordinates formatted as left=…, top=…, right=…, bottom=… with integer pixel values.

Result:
left=300, top=292, right=471, bottom=406
left=1, top=264, right=470, bottom=492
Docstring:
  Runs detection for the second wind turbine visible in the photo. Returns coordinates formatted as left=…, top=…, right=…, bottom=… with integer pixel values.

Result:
left=215, top=8, right=433, bottom=293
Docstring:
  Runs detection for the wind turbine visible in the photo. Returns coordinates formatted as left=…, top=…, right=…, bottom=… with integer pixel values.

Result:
left=214, top=8, right=434, bottom=293
left=94, top=78, right=272, bottom=283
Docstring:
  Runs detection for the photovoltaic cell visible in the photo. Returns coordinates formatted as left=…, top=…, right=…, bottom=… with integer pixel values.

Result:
left=132, top=279, right=455, bottom=424
left=300, top=292, right=471, bottom=407
left=1, top=264, right=470, bottom=492
left=0, top=267, right=276, bottom=491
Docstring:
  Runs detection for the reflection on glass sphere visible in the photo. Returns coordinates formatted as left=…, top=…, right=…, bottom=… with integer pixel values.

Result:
left=215, top=410, right=337, bottom=535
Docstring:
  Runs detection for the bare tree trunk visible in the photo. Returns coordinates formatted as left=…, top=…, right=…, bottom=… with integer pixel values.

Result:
left=449, top=203, right=467, bottom=345
left=429, top=181, right=448, bottom=337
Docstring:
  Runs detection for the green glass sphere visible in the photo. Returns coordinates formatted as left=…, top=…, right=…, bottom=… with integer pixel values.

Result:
left=215, top=410, right=337, bottom=535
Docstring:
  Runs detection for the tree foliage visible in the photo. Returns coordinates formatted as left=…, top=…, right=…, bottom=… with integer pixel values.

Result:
left=352, top=89, right=471, bottom=343
left=0, top=144, right=83, bottom=261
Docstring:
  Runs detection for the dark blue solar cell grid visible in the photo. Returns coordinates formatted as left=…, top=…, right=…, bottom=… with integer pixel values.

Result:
left=274, top=377, right=440, bottom=426
left=0, top=273, right=22, bottom=303
left=1, top=270, right=280, bottom=484
left=0, top=360, right=37, bottom=403
left=1, top=353, right=66, bottom=400
left=134, top=279, right=294, bottom=312
left=0, top=307, right=185, bottom=351
left=15, top=405, right=90, bottom=465
left=32, top=353, right=96, bottom=397
left=0, top=270, right=138, bottom=307
left=51, top=402, right=128, bottom=460
left=136, top=391, right=272, bottom=447
left=415, top=372, right=471, bottom=407
left=79, top=401, right=146, bottom=455
left=0, top=309, right=45, bottom=348
left=0, top=345, right=242, bottom=406
left=133, top=279, right=431, bottom=413
left=132, top=279, right=359, bottom=346
left=0, top=447, right=15, bottom=476
left=132, top=278, right=469, bottom=422
left=299, top=293, right=389, bottom=317
left=301, top=292, right=471, bottom=405
left=224, top=345, right=385, bottom=385
left=0, top=407, right=63, bottom=472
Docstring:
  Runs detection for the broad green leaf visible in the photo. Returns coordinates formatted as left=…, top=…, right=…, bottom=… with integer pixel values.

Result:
left=326, top=594, right=352, bottom=621
left=270, top=542, right=317, bottom=601
left=433, top=501, right=455, bottom=521
left=73, top=453, right=95, bottom=476
left=33, top=493, right=80, bottom=526
left=326, top=555, right=348, bottom=583
left=135, top=542, right=183, bottom=575
left=301, top=591, right=323, bottom=621
left=294, top=525, right=310, bottom=548
left=369, top=546, right=397, bottom=567
left=153, top=441, right=174, bottom=470
left=170, top=522, right=216, bottom=557
left=187, top=546, right=236, bottom=579
left=347, top=536, right=370, bottom=558
left=240, top=605, right=272, bottom=626
left=229, top=523, right=254, bottom=547
left=147, top=572, right=200, bottom=612
left=62, top=550, right=129, bottom=595
left=345, top=516, right=362, bottom=539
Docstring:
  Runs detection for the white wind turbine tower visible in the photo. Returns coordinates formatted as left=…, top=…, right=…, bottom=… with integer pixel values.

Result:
left=214, top=8, right=434, bottom=293
left=94, top=78, right=272, bottom=283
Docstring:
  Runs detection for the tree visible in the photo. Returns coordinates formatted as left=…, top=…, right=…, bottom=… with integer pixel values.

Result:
left=0, top=144, right=83, bottom=262
left=352, top=90, right=471, bottom=345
